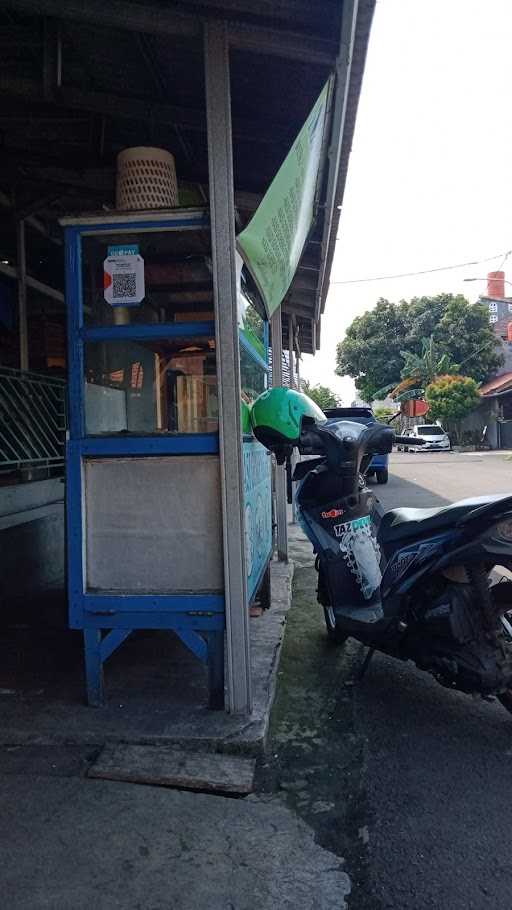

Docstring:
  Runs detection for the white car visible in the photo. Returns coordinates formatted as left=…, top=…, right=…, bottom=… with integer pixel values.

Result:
left=397, top=424, right=451, bottom=452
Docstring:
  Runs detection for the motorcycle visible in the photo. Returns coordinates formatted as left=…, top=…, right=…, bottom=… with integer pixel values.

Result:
left=251, top=387, right=512, bottom=714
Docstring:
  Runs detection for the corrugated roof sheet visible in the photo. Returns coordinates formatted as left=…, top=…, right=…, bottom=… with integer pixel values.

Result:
left=480, top=372, right=512, bottom=396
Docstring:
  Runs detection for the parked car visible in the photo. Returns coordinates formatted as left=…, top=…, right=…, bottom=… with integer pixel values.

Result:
left=396, top=423, right=451, bottom=453
left=323, top=406, right=389, bottom=483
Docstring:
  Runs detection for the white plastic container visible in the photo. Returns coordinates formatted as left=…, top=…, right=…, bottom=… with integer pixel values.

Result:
left=116, top=146, right=178, bottom=210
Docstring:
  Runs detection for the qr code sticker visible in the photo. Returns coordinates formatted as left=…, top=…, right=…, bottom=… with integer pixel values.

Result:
left=113, top=272, right=137, bottom=299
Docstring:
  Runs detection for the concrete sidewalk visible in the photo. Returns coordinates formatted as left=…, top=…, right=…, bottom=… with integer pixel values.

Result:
left=0, top=559, right=293, bottom=756
left=1, top=526, right=352, bottom=910
left=2, top=770, right=349, bottom=910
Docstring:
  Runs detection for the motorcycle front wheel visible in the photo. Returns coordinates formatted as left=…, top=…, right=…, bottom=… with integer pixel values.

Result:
left=323, top=606, right=349, bottom=644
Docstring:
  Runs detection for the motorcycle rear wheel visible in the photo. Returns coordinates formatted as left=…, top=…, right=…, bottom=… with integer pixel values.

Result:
left=323, top=606, right=349, bottom=644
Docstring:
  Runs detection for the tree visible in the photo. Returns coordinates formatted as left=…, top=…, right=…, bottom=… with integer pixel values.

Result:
left=400, top=335, right=459, bottom=386
left=434, top=298, right=503, bottom=384
left=301, top=379, right=339, bottom=410
left=373, top=405, right=396, bottom=421
left=425, top=374, right=481, bottom=422
left=336, top=294, right=502, bottom=401
left=335, top=298, right=408, bottom=403
left=240, top=301, right=265, bottom=359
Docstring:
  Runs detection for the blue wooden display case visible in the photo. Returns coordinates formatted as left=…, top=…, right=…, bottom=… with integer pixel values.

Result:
left=63, top=208, right=272, bottom=710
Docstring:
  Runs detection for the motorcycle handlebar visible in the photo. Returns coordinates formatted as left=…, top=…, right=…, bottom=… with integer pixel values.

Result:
left=393, top=435, right=426, bottom=445
left=295, top=425, right=427, bottom=464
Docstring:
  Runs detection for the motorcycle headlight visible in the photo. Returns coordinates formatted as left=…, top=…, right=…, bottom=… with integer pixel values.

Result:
left=495, top=518, right=512, bottom=541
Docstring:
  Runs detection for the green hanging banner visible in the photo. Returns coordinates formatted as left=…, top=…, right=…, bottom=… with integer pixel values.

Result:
left=237, top=81, right=330, bottom=318
left=395, top=388, right=425, bottom=403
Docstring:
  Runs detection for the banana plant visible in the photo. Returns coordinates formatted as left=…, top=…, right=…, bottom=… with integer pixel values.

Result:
left=400, top=335, right=459, bottom=387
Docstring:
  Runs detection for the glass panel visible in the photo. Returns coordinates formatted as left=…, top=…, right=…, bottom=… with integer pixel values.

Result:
left=82, top=229, right=213, bottom=326
left=84, top=335, right=217, bottom=434
left=240, top=343, right=267, bottom=409
left=239, top=293, right=266, bottom=361
left=420, top=426, right=445, bottom=436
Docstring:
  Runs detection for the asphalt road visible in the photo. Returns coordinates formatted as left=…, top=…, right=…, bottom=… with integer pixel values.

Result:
left=358, top=453, right=512, bottom=909
left=264, top=453, right=512, bottom=910
left=361, top=452, right=512, bottom=909
left=376, top=450, right=512, bottom=511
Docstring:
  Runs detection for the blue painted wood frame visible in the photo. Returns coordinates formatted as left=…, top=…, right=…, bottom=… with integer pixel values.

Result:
left=81, top=613, right=224, bottom=631
left=79, top=435, right=219, bottom=456
left=174, top=630, right=208, bottom=663
left=81, top=593, right=224, bottom=616
left=101, top=629, right=132, bottom=663
left=248, top=554, right=272, bottom=606
left=238, top=329, right=270, bottom=373
left=64, top=214, right=226, bottom=708
left=83, top=321, right=215, bottom=342
left=65, top=228, right=85, bottom=439
left=238, top=310, right=273, bottom=604
left=76, top=214, right=210, bottom=236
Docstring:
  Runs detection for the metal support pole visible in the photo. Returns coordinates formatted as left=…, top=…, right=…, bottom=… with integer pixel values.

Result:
left=288, top=314, right=295, bottom=389
left=294, top=319, right=301, bottom=389
left=16, top=219, right=28, bottom=371
left=204, top=20, right=252, bottom=715
left=288, top=314, right=299, bottom=523
left=271, top=308, right=288, bottom=561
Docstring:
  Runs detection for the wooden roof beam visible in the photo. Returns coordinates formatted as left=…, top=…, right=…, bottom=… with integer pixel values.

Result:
left=0, top=189, right=62, bottom=243
left=3, top=0, right=336, bottom=64
left=0, top=75, right=291, bottom=145
left=282, top=301, right=314, bottom=318
left=0, top=260, right=64, bottom=303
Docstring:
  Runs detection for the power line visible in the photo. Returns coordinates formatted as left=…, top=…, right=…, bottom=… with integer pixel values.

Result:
left=330, top=249, right=512, bottom=285
left=497, top=249, right=512, bottom=272
left=457, top=336, right=497, bottom=370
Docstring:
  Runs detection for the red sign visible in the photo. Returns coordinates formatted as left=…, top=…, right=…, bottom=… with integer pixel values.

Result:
left=401, top=399, right=429, bottom=417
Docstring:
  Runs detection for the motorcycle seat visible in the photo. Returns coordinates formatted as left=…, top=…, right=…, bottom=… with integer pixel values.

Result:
left=378, top=494, right=507, bottom=543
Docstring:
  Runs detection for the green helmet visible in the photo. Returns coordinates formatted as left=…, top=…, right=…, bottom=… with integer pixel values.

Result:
left=250, top=387, right=326, bottom=452
left=240, top=398, right=252, bottom=435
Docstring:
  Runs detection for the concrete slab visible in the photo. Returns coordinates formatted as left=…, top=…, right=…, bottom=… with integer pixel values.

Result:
left=88, top=743, right=256, bottom=794
left=1, top=774, right=350, bottom=910
left=0, top=522, right=353, bottom=910
left=0, top=557, right=294, bottom=755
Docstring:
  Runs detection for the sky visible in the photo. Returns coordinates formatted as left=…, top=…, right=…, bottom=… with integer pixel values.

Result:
left=301, top=0, right=512, bottom=403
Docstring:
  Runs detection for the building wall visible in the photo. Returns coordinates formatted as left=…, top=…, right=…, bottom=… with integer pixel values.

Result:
left=455, top=398, right=499, bottom=448
left=495, top=340, right=512, bottom=377
left=481, top=295, right=512, bottom=343
left=0, top=479, right=65, bottom=612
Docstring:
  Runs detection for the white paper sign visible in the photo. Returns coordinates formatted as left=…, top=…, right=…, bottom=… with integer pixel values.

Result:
left=104, top=245, right=145, bottom=306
